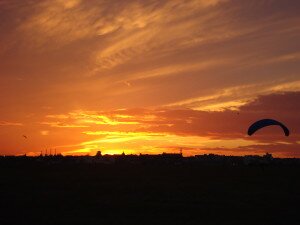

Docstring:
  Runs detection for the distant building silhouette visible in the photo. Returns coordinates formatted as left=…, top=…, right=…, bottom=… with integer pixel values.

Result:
left=95, top=151, right=102, bottom=157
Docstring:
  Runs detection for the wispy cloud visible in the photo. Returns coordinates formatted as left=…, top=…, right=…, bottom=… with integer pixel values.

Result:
left=36, top=92, right=300, bottom=157
left=0, top=121, right=23, bottom=126
left=165, top=80, right=300, bottom=111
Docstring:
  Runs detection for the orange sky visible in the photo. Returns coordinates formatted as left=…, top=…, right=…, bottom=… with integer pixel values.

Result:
left=0, top=0, right=300, bottom=157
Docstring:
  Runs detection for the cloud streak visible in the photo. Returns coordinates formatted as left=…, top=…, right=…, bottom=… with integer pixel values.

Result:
left=0, top=121, right=23, bottom=126
left=35, top=92, right=300, bottom=157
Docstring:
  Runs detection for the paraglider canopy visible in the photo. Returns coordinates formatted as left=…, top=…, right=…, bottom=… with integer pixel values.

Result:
left=248, top=119, right=290, bottom=136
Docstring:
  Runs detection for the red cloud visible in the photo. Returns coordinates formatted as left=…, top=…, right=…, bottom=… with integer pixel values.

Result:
left=122, top=92, right=300, bottom=143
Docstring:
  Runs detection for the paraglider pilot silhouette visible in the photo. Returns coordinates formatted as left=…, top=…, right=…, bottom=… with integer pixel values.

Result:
left=248, top=119, right=290, bottom=136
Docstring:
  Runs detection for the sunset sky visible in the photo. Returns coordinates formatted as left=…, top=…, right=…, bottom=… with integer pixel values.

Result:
left=0, top=0, right=299, bottom=157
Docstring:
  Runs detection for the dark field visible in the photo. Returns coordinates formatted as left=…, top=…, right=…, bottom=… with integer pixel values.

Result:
left=0, top=163, right=299, bottom=225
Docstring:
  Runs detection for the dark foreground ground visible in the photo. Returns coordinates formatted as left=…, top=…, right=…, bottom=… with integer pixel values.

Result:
left=0, top=162, right=299, bottom=225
